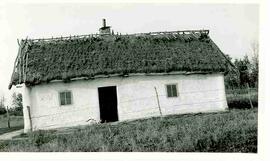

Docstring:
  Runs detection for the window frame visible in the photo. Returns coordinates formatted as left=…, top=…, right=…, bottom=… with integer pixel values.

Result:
left=58, top=90, right=73, bottom=106
left=165, top=83, right=179, bottom=98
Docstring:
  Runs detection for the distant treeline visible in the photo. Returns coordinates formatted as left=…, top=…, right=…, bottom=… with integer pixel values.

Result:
left=0, top=93, right=23, bottom=116
left=225, top=53, right=258, bottom=89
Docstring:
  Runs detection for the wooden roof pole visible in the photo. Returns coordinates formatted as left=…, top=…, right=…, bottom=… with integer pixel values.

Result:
left=24, top=29, right=210, bottom=42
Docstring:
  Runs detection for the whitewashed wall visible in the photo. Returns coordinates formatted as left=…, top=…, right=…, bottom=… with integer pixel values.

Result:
left=23, top=73, right=228, bottom=131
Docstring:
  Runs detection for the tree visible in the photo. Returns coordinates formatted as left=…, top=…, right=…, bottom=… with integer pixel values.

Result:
left=0, top=95, right=7, bottom=115
left=224, top=41, right=259, bottom=89
left=224, top=54, right=240, bottom=88
left=234, top=55, right=251, bottom=87
left=11, top=93, right=23, bottom=116
left=250, top=41, right=259, bottom=87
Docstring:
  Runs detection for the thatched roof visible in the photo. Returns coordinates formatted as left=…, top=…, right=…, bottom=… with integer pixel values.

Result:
left=8, top=30, right=232, bottom=89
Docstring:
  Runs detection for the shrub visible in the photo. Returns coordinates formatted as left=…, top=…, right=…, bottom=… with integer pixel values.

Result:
left=9, top=110, right=23, bottom=116
left=0, top=107, right=6, bottom=115
left=226, top=88, right=258, bottom=109
left=227, top=96, right=258, bottom=109
left=28, top=130, right=56, bottom=148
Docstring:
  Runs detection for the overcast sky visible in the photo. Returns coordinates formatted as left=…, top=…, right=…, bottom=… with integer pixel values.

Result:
left=0, top=3, right=259, bottom=104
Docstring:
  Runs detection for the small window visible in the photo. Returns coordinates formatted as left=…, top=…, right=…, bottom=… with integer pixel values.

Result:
left=166, top=84, right=178, bottom=97
left=59, top=91, right=72, bottom=105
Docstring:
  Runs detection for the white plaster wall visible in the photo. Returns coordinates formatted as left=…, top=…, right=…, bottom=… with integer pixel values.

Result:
left=22, top=85, right=32, bottom=133
left=26, top=73, right=227, bottom=131
left=117, top=73, right=228, bottom=120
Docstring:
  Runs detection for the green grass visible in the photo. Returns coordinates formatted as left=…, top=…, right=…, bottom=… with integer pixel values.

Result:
left=0, top=108, right=257, bottom=152
left=0, top=115, right=24, bottom=135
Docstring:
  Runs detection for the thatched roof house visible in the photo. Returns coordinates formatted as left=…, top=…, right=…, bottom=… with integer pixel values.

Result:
left=9, top=19, right=232, bottom=132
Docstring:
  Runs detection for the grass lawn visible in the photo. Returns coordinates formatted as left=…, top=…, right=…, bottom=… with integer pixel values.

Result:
left=0, top=108, right=257, bottom=152
left=0, top=115, right=24, bottom=135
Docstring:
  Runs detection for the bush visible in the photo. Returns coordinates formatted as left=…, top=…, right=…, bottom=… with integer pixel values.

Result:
left=28, top=130, right=55, bottom=148
left=226, top=88, right=258, bottom=109
left=9, top=110, right=23, bottom=116
left=0, top=107, right=6, bottom=115
left=227, top=97, right=258, bottom=109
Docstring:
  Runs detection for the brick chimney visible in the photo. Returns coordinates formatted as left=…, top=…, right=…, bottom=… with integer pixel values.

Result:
left=99, top=19, right=111, bottom=35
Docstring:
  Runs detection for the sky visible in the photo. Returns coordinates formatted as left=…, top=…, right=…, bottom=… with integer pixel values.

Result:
left=0, top=3, right=259, bottom=105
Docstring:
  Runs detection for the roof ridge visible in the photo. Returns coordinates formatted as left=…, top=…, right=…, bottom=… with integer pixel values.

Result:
left=22, top=29, right=209, bottom=43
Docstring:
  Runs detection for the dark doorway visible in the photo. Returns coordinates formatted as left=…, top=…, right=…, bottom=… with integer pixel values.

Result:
left=98, top=86, right=118, bottom=123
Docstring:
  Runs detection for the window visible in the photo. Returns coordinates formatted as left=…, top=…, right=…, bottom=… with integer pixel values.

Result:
left=59, top=91, right=72, bottom=105
left=166, top=84, right=178, bottom=97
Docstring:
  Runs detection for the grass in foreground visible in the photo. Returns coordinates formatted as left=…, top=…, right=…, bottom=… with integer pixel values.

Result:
left=0, top=115, right=24, bottom=135
left=0, top=108, right=257, bottom=152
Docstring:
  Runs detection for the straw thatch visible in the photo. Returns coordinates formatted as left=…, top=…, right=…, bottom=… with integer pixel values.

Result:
left=8, top=30, right=232, bottom=89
